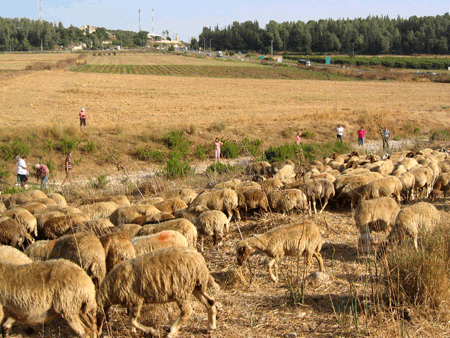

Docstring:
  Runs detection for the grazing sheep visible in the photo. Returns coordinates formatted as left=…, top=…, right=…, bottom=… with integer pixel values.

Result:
left=174, top=204, right=209, bottom=222
left=100, top=232, right=136, bottom=272
left=107, top=224, right=142, bottom=239
left=136, top=197, right=165, bottom=205
left=4, top=190, right=47, bottom=208
left=411, top=166, right=434, bottom=198
left=268, top=189, right=308, bottom=213
left=271, top=160, right=295, bottom=174
left=97, top=247, right=217, bottom=337
left=191, top=188, right=239, bottom=222
left=0, top=202, right=5, bottom=213
left=157, top=188, right=198, bottom=204
left=213, top=179, right=242, bottom=190
left=260, top=178, right=284, bottom=195
left=34, top=197, right=58, bottom=206
left=354, top=197, right=400, bottom=252
left=0, top=217, right=33, bottom=249
left=17, top=201, right=48, bottom=214
left=0, top=259, right=97, bottom=338
left=36, top=210, right=65, bottom=232
left=235, top=181, right=262, bottom=193
left=430, top=172, right=450, bottom=200
left=273, top=164, right=296, bottom=181
left=245, top=161, right=271, bottom=176
left=92, top=195, right=131, bottom=207
left=383, top=202, right=440, bottom=252
left=399, top=171, right=416, bottom=201
left=67, top=218, right=115, bottom=236
left=152, top=198, right=188, bottom=213
left=236, top=221, right=324, bottom=283
left=109, top=205, right=159, bottom=226
left=136, top=218, right=197, bottom=247
left=297, top=179, right=335, bottom=214
left=133, top=212, right=175, bottom=225
left=40, top=214, right=90, bottom=240
left=46, top=192, right=67, bottom=206
left=132, top=230, right=188, bottom=255
left=193, top=210, right=229, bottom=249
left=25, top=239, right=55, bottom=261
left=0, top=244, right=33, bottom=265
left=237, top=189, right=269, bottom=218
left=361, top=176, right=402, bottom=202
left=78, top=202, right=118, bottom=220
left=2, top=207, right=37, bottom=237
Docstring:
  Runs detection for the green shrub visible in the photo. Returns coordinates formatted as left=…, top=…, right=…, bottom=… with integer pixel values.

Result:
left=0, top=139, right=30, bottom=160
left=44, top=160, right=55, bottom=176
left=264, top=143, right=299, bottom=163
left=241, top=137, right=263, bottom=157
left=89, top=174, right=108, bottom=189
left=1, top=186, right=25, bottom=194
left=393, top=135, right=401, bottom=141
left=0, top=160, right=9, bottom=179
left=430, top=129, right=450, bottom=141
left=281, top=126, right=295, bottom=139
left=57, top=137, right=80, bottom=154
left=209, top=122, right=225, bottom=132
left=206, top=162, right=237, bottom=174
left=303, top=131, right=316, bottom=139
left=165, top=152, right=192, bottom=178
left=84, top=141, right=97, bottom=153
left=221, top=140, right=240, bottom=159
left=162, top=130, right=189, bottom=154
left=194, top=145, right=208, bottom=160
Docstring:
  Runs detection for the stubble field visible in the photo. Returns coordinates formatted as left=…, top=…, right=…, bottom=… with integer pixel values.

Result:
left=1, top=52, right=450, bottom=338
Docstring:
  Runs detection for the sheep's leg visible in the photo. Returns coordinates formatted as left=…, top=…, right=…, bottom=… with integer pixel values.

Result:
left=193, top=289, right=217, bottom=331
left=313, top=251, right=325, bottom=272
left=64, top=315, right=86, bottom=338
left=313, top=199, right=317, bottom=214
left=319, top=198, right=328, bottom=213
left=201, top=237, right=204, bottom=253
left=168, top=300, right=193, bottom=338
left=268, top=259, right=278, bottom=283
left=128, top=301, right=159, bottom=336
left=1, top=309, right=14, bottom=338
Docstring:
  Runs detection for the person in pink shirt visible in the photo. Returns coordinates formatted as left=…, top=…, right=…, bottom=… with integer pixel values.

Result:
left=213, top=137, right=223, bottom=162
left=295, top=132, right=301, bottom=144
left=357, top=127, right=367, bottom=146
left=34, top=163, right=49, bottom=190
left=79, top=107, right=86, bottom=127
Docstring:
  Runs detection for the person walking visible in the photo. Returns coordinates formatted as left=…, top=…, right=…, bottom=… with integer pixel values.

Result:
left=295, top=132, right=301, bottom=144
left=336, top=124, right=344, bottom=142
left=357, top=127, right=367, bottom=146
left=213, top=137, right=223, bottom=162
left=79, top=107, right=86, bottom=128
left=61, top=152, right=73, bottom=186
left=16, top=155, right=29, bottom=189
left=34, top=163, right=49, bottom=190
left=381, top=126, right=391, bottom=150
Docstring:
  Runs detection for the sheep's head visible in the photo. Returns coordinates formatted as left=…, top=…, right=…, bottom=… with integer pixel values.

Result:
left=236, top=240, right=254, bottom=266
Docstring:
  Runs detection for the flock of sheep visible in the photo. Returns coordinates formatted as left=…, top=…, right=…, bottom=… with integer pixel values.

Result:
left=0, top=145, right=448, bottom=337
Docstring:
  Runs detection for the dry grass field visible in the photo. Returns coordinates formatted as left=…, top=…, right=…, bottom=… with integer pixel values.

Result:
left=2, top=52, right=450, bottom=338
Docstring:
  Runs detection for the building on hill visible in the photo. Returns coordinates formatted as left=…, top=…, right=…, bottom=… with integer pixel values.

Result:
left=80, top=25, right=98, bottom=35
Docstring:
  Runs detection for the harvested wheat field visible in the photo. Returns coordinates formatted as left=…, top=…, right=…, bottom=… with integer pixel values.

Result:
left=2, top=53, right=450, bottom=337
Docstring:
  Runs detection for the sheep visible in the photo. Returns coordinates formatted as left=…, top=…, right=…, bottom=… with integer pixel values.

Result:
left=297, top=178, right=335, bottom=214
left=399, top=157, right=419, bottom=170
left=273, top=164, right=296, bottom=180
left=97, top=247, right=218, bottom=337
left=4, top=190, right=47, bottom=208
left=213, top=179, right=242, bottom=190
left=372, top=159, right=394, bottom=176
left=245, top=161, right=271, bottom=176
left=380, top=202, right=440, bottom=254
left=40, top=214, right=91, bottom=240
left=107, top=224, right=142, bottom=239
left=100, top=232, right=136, bottom=272
left=354, top=197, right=400, bottom=252
left=67, top=218, right=116, bottom=236
left=0, top=259, right=97, bottom=338
left=411, top=166, right=434, bottom=198
left=25, top=239, right=55, bottom=261
left=132, top=230, right=188, bottom=255
left=152, top=198, right=188, bottom=213
left=237, top=189, right=269, bottom=218
left=109, top=204, right=160, bottom=226
left=236, top=221, right=324, bottom=283
left=136, top=197, right=165, bottom=205
left=0, top=217, right=33, bottom=249
left=26, top=232, right=107, bottom=288
left=2, top=207, right=37, bottom=237
left=190, top=188, right=239, bottom=222
left=235, top=181, right=262, bottom=193
left=260, top=177, right=283, bottom=195
left=46, top=192, right=67, bottom=206
left=94, top=194, right=131, bottom=207
left=173, top=204, right=209, bottom=222
left=267, top=189, right=308, bottom=214
left=399, top=171, right=416, bottom=201
left=193, top=210, right=229, bottom=250
left=0, top=244, right=33, bottom=265
left=78, top=201, right=118, bottom=220
left=157, top=188, right=198, bottom=204
left=34, top=197, right=58, bottom=206
left=361, top=176, right=402, bottom=203
left=271, top=160, right=295, bottom=175
left=16, top=201, right=47, bottom=214
left=36, top=210, right=65, bottom=232
left=133, top=212, right=175, bottom=225
left=430, top=172, right=450, bottom=200
left=136, top=218, right=197, bottom=247
left=0, top=202, right=5, bottom=213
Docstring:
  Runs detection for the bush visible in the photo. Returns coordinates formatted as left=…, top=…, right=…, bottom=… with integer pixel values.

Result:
left=165, top=152, right=192, bottom=178
left=264, top=144, right=299, bottom=163
left=0, top=139, right=30, bottom=160
left=162, top=130, right=189, bottom=154
left=206, top=162, right=237, bottom=174
left=83, top=141, right=97, bottom=153
left=241, top=137, right=263, bottom=158
left=209, top=122, right=225, bottom=132
left=89, top=174, right=108, bottom=189
left=303, top=131, right=316, bottom=139
left=57, top=137, right=80, bottom=154
left=221, top=140, right=240, bottom=159
left=194, top=145, right=208, bottom=160
left=0, top=160, right=9, bottom=179
left=281, top=126, right=295, bottom=139
left=430, top=129, right=450, bottom=141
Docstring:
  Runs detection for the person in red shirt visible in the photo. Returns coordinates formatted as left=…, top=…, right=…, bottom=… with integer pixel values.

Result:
left=34, top=163, right=50, bottom=190
left=357, top=127, right=367, bottom=146
left=79, top=107, right=86, bottom=127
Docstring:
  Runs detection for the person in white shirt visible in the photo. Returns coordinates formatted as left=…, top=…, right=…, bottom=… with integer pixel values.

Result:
left=16, top=155, right=29, bottom=188
left=336, top=124, right=344, bottom=142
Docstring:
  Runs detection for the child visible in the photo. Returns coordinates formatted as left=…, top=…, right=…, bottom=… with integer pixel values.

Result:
left=214, top=138, right=223, bottom=162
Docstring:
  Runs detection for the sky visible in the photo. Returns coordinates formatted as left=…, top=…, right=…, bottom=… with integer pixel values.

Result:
left=2, top=0, right=449, bottom=42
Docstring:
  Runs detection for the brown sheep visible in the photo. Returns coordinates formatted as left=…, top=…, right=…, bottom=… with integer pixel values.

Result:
left=152, top=198, right=188, bottom=213
left=430, top=172, right=450, bottom=200
left=132, top=212, right=176, bottom=225
left=236, top=221, right=324, bottom=283
left=268, top=189, right=308, bottom=213
left=260, top=178, right=284, bottom=195
left=191, top=188, right=239, bottom=222
left=245, top=161, right=271, bottom=176
left=0, top=217, right=33, bottom=249
left=173, top=204, right=210, bottom=222
left=361, top=176, right=402, bottom=202
left=132, top=230, right=189, bottom=255
left=40, top=214, right=90, bottom=240
left=237, top=188, right=269, bottom=218
left=78, top=202, right=118, bottom=220
left=100, top=232, right=136, bottom=272
left=2, top=207, right=37, bottom=237
left=157, top=188, right=198, bottom=204
left=97, top=247, right=218, bottom=337
left=297, top=178, right=335, bottom=214
left=109, top=204, right=159, bottom=226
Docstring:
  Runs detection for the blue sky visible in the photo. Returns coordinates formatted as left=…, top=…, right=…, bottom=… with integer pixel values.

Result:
left=2, top=0, right=448, bottom=42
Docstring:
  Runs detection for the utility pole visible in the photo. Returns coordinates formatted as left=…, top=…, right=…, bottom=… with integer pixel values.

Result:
left=209, top=38, right=213, bottom=53
left=138, top=8, right=141, bottom=31
left=203, top=38, right=205, bottom=51
left=271, top=40, right=274, bottom=55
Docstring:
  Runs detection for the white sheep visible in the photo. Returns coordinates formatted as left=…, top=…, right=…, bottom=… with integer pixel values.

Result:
left=191, top=188, right=239, bottom=222
left=97, top=247, right=218, bottom=337
left=0, top=259, right=97, bottom=338
left=273, top=164, right=296, bottom=180
left=132, top=230, right=188, bottom=255
left=78, top=201, right=118, bottom=220
left=297, top=178, right=335, bottom=214
left=361, top=176, right=402, bottom=202
left=132, top=212, right=175, bottom=225
left=109, top=204, right=160, bottom=226
left=0, top=244, right=33, bottom=265
left=268, top=189, right=308, bottom=213
left=236, top=221, right=324, bottom=283
left=152, top=198, right=188, bottom=213
left=157, top=188, right=198, bottom=204
left=193, top=210, right=229, bottom=250
left=260, top=177, right=284, bottom=195
left=136, top=218, right=198, bottom=247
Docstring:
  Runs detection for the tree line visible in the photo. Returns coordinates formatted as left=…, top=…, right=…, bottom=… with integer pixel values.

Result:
left=195, top=13, right=450, bottom=55
left=0, top=17, right=151, bottom=51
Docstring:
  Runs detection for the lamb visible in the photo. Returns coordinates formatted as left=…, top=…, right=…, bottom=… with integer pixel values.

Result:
left=97, top=247, right=218, bottom=337
left=132, top=230, right=188, bottom=255
left=0, top=244, right=33, bottom=265
left=2, top=207, right=38, bottom=237
left=237, top=188, right=269, bottom=218
left=190, top=188, right=239, bottom=222
left=132, top=212, right=175, bottom=225
left=267, top=189, right=308, bottom=213
left=26, top=232, right=107, bottom=288
left=430, top=172, right=450, bottom=200
left=236, top=221, right=324, bottom=283
left=78, top=202, right=118, bottom=220
left=136, top=218, right=197, bottom=247
left=361, top=176, right=402, bottom=202
left=0, top=217, right=33, bottom=249
left=40, top=214, right=91, bottom=239
left=297, top=178, right=335, bottom=214
left=173, top=204, right=209, bottom=222
left=100, top=232, right=136, bottom=272
left=152, top=198, right=188, bottom=213
left=193, top=210, right=229, bottom=249
left=354, top=197, right=400, bottom=252
left=383, top=202, right=440, bottom=251
left=157, top=188, right=198, bottom=204
left=0, top=259, right=97, bottom=338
